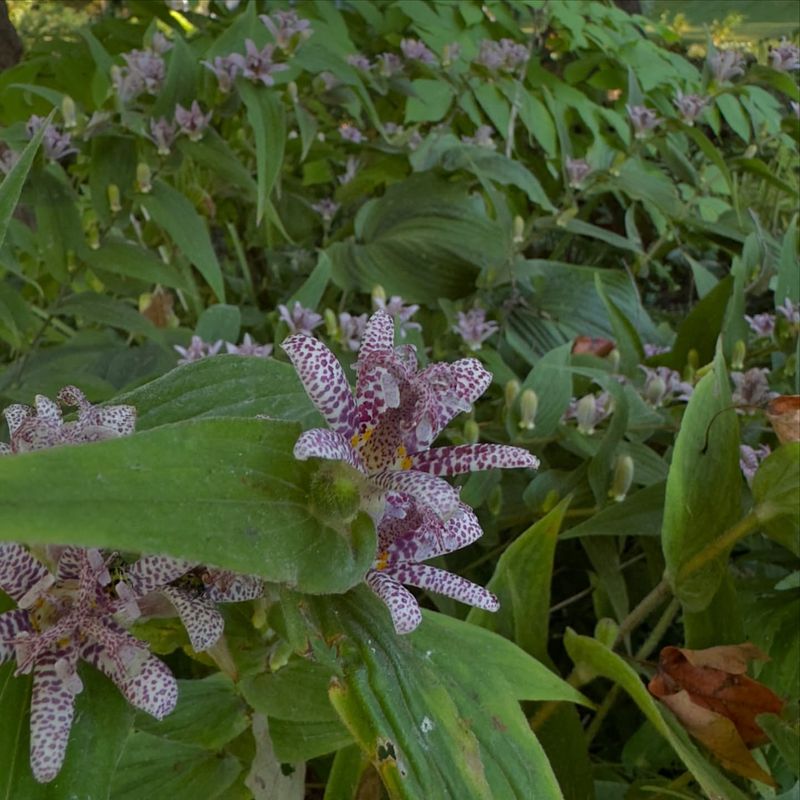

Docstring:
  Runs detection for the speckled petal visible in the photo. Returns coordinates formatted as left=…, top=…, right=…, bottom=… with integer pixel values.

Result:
left=293, top=429, right=364, bottom=470
left=124, top=555, right=195, bottom=596
left=55, top=546, right=86, bottom=581
left=161, top=587, right=224, bottom=652
left=79, top=405, right=137, bottom=442
left=0, top=543, right=50, bottom=602
left=416, top=504, right=484, bottom=560
left=366, top=569, right=422, bottom=634
left=3, top=404, right=31, bottom=436
left=373, top=468, right=460, bottom=519
left=0, top=609, right=32, bottom=663
left=410, top=444, right=539, bottom=476
left=358, top=311, right=395, bottom=359
left=203, top=571, right=264, bottom=603
left=29, top=650, right=78, bottom=783
left=388, top=563, right=499, bottom=612
left=281, top=334, right=357, bottom=437
left=426, top=358, right=492, bottom=442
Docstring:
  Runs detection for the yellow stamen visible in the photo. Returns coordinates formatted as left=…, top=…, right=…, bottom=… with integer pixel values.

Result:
left=375, top=551, right=390, bottom=571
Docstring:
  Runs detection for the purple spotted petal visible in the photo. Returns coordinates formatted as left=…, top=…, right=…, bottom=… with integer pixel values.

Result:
left=372, top=468, right=460, bottom=519
left=161, top=586, right=224, bottom=652
left=124, top=555, right=195, bottom=596
left=34, top=395, right=62, bottom=427
left=58, top=385, right=136, bottom=441
left=410, top=443, right=539, bottom=476
left=293, top=428, right=364, bottom=470
left=0, top=609, right=32, bottom=663
left=424, top=358, right=491, bottom=443
left=55, top=546, right=86, bottom=581
left=203, top=571, right=264, bottom=603
left=0, top=543, right=49, bottom=602
left=366, top=569, right=422, bottom=634
left=30, top=649, right=79, bottom=783
left=358, top=310, right=395, bottom=359
left=387, top=563, right=499, bottom=612
left=282, top=334, right=357, bottom=437
left=3, top=404, right=30, bottom=436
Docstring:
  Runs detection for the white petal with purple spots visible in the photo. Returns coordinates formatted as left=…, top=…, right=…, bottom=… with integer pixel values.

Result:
left=293, top=429, right=364, bottom=470
left=410, top=443, right=539, bottom=476
left=161, top=586, right=224, bottom=652
left=366, top=569, right=422, bottom=634
left=387, top=563, right=499, bottom=612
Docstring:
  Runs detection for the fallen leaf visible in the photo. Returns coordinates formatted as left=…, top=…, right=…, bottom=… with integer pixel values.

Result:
left=648, top=643, right=784, bottom=786
left=766, top=396, right=800, bottom=444
left=572, top=336, right=615, bottom=357
left=140, top=287, right=178, bottom=328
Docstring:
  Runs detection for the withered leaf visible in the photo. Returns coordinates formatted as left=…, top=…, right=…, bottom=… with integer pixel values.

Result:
left=140, top=287, right=178, bottom=328
left=572, top=336, right=615, bottom=357
left=648, top=643, right=784, bottom=787
left=766, top=395, right=800, bottom=444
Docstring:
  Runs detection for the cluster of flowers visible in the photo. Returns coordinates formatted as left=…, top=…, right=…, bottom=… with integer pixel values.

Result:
left=112, top=32, right=172, bottom=103
left=745, top=298, right=800, bottom=339
left=282, top=310, right=538, bottom=633
left=0, top=387, right=262, bottom=783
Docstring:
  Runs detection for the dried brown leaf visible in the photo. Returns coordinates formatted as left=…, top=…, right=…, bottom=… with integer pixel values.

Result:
left=766, top=395, right=800, bottom=444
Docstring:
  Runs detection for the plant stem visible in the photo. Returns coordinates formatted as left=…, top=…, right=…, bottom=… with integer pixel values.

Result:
left=613, top=577, right=671, bottom=648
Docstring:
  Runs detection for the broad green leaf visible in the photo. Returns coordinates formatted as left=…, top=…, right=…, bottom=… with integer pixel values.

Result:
left=662, top=346, right=741, bottom=612
left=0, top=418, right=375, bottom=594
left=85, top=240, right=193, bottom=292
left=151, top=37, right=199, bottom=118
left=178, top=133, right=257, bottom=200
left=594, top=273, right=644, bottom=375
left=776, top=216, right=799, bottom=305
left=564, top=630, right=752, bottom=800
left=560, top=218, right=642, bottom=254
left=115, top=356, right=319, bottom=430
left=288, top=252, right=331, bottom=311
left=239, top=81, right=286, bottom=225
left=56, top=293, right=160, bottom=338
left=321, top=589, right=585, bottom=799
left=405, top=79, right=454, bottom=123
left=195, top=304, right=241, bottom=344
left=752, top=443, right=800, bottom=556
left=323, top=745, right=368, bottom=800
left=757, top=713, right=800, bottom=778
left=140, top=180, right=225, bottom=302
left=88, top=135, right=137, bottom=225
left=520, top=343, right=572, bottom=437
left=682, top=571, right=744, bottom=649
left=468, top=497, right=570, bottom=660
left=0, top=111, right=49, bottom=251
left=716, top=94, right=751, bottom=142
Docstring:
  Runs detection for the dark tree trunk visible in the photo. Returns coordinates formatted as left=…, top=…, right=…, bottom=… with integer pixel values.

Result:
left=613, top=0, right=642, bottom=13
left=0, top=0, right=23, bottom=71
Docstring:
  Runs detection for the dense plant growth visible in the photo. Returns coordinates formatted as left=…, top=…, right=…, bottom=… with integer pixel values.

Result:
left=0, top=1, right=798, bottom=798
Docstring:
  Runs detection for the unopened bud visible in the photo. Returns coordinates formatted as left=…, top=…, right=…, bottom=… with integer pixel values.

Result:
left=744, top=144, right=757, bottom=159
left=371, top=285, right=387, bottom=307
left=107, top=183, right=121, bottom=213
left=609, top=455, right=634, bottom=502
left=731, top=339, right=746, bottom=371
left=463, top=418, right=480, bottom=444
left=687, top=349, right=699, bottom=370
left=644, top=376, right=667, bottom=407
left=594, top=617, right=619, bottom=648
left=513, top=215, right=525, bottom=244
left=86, top=221, right=100, bottom=250
left=505, top=379, right=520, bottom=410
left=608, top=348, right=621, bottom=373
left=488, top=484, right=503, bottom=516
left=136, top=162, right=151, bottom=193
left=518, top=388, right=538, bottom=430
left=324, top=308, right=338, bottom=337
left=288, top=81, right=298, bottom=103
left=61, top=95, right=77, bottom=129
left=576, top=394, right=598, bottom=435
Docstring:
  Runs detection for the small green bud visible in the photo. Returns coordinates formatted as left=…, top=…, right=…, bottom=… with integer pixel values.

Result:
left=107, top=183, right=121, bottom=213
left=518, top=388, right=538, bottom=430
left=504, top=379, right=521, bottom=410
left=744, top=144, right=757, bottom=159
left=324, top=308, right=338, bottom=337
left=513, top=215, right=525, bottom=244
left=61, top=95, right=77, bottom=129
left=463, top=419, right=480, bottom=444
left=594, top=617, right=619, bottom=648
left=576, top=394, right=598, bottom=435
left=136, top=162, right=152, bottom=194
left=644, top=376, right=667, bottom=407
left=288, top=81, right=298, bottom=103
left=609, top=455, right=634, bottom=502
left=371, top=285, right=387, bottom=307
left=731, top=339, right=746, bottom=371
left=608, top=348, right=621, bottom=373
left=687, top=348, right=699, bottom=370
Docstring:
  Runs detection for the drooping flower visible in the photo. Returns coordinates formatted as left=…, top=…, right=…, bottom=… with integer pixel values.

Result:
left=149, top=117, right=177, bottom=155
left=475, top=38, right=529, bottom=72
left=627, top=104, right=662, bottom=137
left=339, top=123, right=365, bottom=143
left=400, top=38, right=438, bottom=66
left=259, top=9, right=312, bottom=50
left=640, top=366, right=693, bottom=407
left=745, top=312, right=775, bottom=338
left=122, top=49, right=166, bottom=94
left=563, top=392, right=614, bottom=435
left=224, top=333, right=273, bottom=358
left=708, top=49, right=746, bottom=83
left=346, top=53, right=372, bottom=71
left=338, top=155, right=360, bottom=185
left=376, top=52, right=403, bottom=76
left=372, top=293, right=421, bottom=338
left=461, top=124, right=496, bottom=149
left=338, top=311, right=368, bottom=351
left=769, top=39, right=800, bottom=72
left=731, top=368, right=776, bottom=410
left=282, top=312, right=538, bottom=632
left=278, top=301, right=323, bottom=336
left=174, top=335, right=223, bottom=365
left=566, top=157, right=592, bottom=187
left=235, top=40, right=289, bottom=87
left=643, top=342, right=671, bottom=357
left=453, top=308, right=499, bottom=350
left=149, top=31, right=172, bottom=55
left=174, top=101, right=212, bottom=142
left=674, top=90, right=708, bottom=125
left=202, top=54, right=242, bottom=93
left=777, top=297, right=800, bottom=325
left=311, top=197, right=340, bottom=221
left=739, top=443, right=771, bottom=485
left=0, top=545, right=178, bottom=782
left=26, top=116, right=77, bottom=162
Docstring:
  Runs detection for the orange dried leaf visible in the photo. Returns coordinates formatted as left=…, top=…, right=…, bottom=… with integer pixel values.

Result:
left=572, top=336, right=615, bottom=357
left=766, top=395, right=800, bottom=444
left=140, top=287, right=178, bottom=328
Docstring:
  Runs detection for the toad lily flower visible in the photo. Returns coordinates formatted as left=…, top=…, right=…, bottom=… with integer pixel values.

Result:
left=0, top=545, right=178, bottom=782
left=282, top=311, right=538, bottom=631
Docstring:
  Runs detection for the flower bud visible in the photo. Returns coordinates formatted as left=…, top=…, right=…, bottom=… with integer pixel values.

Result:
left=576, top=394, right=599, bottom=435
left=687, top=349, right=699, bottom=370
left=744, top=144, right=757, bottom=159
left=324, top=308, right=338, bottom=337
left=136, top=162, right=152, bottom=194
left=504, top=379, right=520, bottom=410
left=608, top=348, right=621, bottom=373
left=513, top=215, right=525, bottom=244
left=594, top=617, right=619, bottom=648
left=107, top=183, right=121, bottom=213
left=609, top=455, right=634, bottom=502
left=644, top=376, right=667, bottom=407
left=463, top=418, right=480, bottom=444
left=61, top=95, right=77, bottom=129
left=371, top=284, right=387, bottom=306
left=518, top=388, right=538, bottom=430
left=288, top=81, right=298, bottom=103
left=731, top=339, right=746, bottom=371
left=86, top=220, right=100, bottom=250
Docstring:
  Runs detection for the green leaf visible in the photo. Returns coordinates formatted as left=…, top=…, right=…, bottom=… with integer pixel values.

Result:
left=563, top=630, right=752, bottom=800
left=152, top=37, right=199, bottom=118
left=757, top=713, right=800, bottom=778
left=716, top=94, right=751, bottom=142
left=238, top=82, right=286, bottom=225
left=594, top=273, right=644, bottom=375
left=560, top=218, right=643, bottom=254
left=323, top=745, right=368, bottom=800
left=752, top=443, right=800, bottom=556
left=405, top=79, right=454, bottom=123
left=520, top=343, right=572, bottom=437
left=56, top=293, right=159, bottom=338
left=322, top=590, right=583, bottom=799
left=0, top=111, right=50, bottom=247
left=0, top=418, right=375, bottom=594
left=662, top=346, right=741, bottom=612
left=84, top=240, right=193, bottom=292
left=776, top=216, right=799, bottom=305
left=140, top=180, right=225, bottom=302
left=468, top=497, right=570, bottom=660
left=195, top=304, right=241, bottom=344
